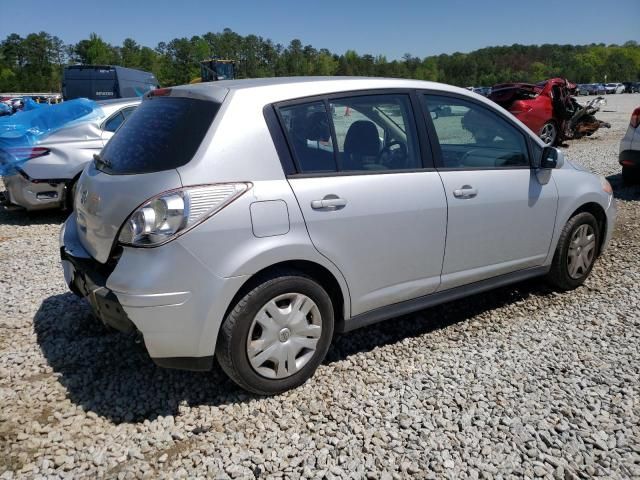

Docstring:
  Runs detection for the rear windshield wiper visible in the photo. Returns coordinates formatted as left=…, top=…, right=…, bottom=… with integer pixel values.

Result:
left=93, top=153, right=112, bottom=170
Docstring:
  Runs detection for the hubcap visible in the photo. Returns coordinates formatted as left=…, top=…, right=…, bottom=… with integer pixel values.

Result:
left=540, top=123, right=557, bottom=146
left=567, top=224, right=596, bottom=279
left=247, top=293, right=322, bottom=379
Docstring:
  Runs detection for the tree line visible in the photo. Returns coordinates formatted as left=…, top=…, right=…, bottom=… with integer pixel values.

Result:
left=1, top=29, right=639, bottom=92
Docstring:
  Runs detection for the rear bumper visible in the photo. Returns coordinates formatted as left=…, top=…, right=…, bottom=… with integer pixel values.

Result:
left=619, top=149, right=640, bottom=168
left=4, top=171, right=66, bottom=210
left=60, top=214, right=247, bottom=370
left=61, top=247, right=136, bottom=333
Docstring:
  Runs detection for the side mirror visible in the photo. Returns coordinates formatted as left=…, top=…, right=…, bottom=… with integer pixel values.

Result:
left=540, top=146, right=559, bottom=169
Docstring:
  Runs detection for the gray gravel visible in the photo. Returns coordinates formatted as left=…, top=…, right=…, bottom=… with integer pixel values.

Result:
left=1, top=94, right=640, bottom=479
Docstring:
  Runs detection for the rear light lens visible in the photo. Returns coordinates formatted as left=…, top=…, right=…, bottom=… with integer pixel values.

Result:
left=600, top=176, right=613, bottom=194
left=118, top=183, right=251, bottom=247
left=630, top=107, right=640, bottom=128
left=150, top=88, right=172, bottom=97
left=6, top=147, right=50, bottom=161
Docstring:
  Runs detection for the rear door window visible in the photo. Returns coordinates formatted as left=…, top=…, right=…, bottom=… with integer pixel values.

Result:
left=103, top=113, right=125, bottom=133
left=330, top=94, right=421, bottom=171
left=278, top=102, right=337, bottom=173
left=98, top=97, right=219, bottom=174
left=278, top=93, right=422, bottom=174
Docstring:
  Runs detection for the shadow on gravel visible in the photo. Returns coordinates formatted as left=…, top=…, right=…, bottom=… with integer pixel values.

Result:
left=35, top=279, right=553, bottom=424
left=34, top=293, right=247, bottom=424
left=326, top=278, right=552, bottom=364
left=0, top=204, right=67, bottom=227
left=606, top=173, right=640, bottom=201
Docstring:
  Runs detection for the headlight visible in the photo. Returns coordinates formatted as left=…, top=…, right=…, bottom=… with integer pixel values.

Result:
left=599, top=176, right=613, bottom=195
left=118, top=183, right=251, bottom=247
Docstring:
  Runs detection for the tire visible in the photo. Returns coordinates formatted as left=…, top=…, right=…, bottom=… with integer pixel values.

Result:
left=546, top=212, right=600, bottom=291
left=622, top=166, right=639, bottom=185
left=539, top=121, right=558, bottom=146
left=215, top=270, right=334, bottom=395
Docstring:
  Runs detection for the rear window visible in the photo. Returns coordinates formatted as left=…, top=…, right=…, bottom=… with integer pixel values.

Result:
left=97, top=96, right=219, bottom=174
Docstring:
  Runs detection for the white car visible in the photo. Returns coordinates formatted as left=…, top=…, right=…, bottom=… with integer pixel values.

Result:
left=2, top=98, right=140, bottom=210
left=60, top=77, right=616, bottom=394
left=605, top=83, right=625, bottom=95
left=619, top=105, right=640, bottom=183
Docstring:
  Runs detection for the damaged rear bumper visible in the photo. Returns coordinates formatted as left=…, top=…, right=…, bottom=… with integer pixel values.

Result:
left=4, top=170, right=67, bottom=210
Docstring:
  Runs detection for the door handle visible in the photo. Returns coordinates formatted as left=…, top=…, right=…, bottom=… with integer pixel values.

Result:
left=311, top=196, right=347, bottom=210
left=453, top=185, right=478, bottom=199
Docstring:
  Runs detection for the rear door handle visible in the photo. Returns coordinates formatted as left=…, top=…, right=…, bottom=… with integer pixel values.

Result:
left=453, top=185, right=478, bottom=199
left=311, top=196, right=347, bottom=210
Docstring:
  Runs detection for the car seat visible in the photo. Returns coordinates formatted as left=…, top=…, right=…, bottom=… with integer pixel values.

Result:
left=343, top=120, right=381, bottom=170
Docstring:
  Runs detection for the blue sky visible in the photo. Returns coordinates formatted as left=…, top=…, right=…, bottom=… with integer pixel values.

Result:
left=2, top=0, right=639, bottom=59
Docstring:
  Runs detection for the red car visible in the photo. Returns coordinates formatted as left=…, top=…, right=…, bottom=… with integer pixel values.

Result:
left=489, top=78, right=576, bottom=146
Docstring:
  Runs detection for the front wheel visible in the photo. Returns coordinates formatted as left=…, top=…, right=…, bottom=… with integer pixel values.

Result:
left=546, top=212, right=600, bottom=291
left=216, top=271, right=334, bottom=395
left=539, top=121, right=558, bottom=146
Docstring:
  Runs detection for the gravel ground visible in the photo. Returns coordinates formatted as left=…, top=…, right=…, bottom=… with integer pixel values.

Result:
left=1, top=94, right=639, bottom=479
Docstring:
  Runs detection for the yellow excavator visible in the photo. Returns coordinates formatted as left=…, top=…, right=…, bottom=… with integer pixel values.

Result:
left=190, top=58, right=236, bottom=83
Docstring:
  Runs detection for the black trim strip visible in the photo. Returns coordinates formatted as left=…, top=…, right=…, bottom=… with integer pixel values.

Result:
left=152, top=356, right=214, bottom=371
left=338, top=266, right=549, bottom=333
left=287, top=168, right=437, bottom=179
left=263, top=105, right=296, bottom=175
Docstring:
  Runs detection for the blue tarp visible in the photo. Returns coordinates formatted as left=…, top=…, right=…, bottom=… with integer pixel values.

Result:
left=22, top=97, right=44, bottom=111
left=0, top=98, right=104, bottom=176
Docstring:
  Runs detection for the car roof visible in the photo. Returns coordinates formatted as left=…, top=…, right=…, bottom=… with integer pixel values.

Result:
left=172, top=76, right=473, bottom=104
left=96, top=98, right=142, bottom=107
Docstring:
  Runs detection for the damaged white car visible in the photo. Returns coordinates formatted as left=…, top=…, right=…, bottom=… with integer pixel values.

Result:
left=1, top=98, right=139, bottom=211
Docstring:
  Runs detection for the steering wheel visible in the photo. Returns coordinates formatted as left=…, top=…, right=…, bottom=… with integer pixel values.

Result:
left=379, top=140, right=408, bottom=165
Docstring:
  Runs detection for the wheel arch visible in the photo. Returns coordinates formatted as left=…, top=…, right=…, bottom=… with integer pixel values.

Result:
left=221, top=259, right=349, bottom=336
left=568, top=202, right=607, bottom=254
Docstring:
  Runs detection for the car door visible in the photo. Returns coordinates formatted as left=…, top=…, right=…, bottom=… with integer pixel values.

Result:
left=278, top=92, right=448, bottom=316
left=422, top=93, right=558, bottom=290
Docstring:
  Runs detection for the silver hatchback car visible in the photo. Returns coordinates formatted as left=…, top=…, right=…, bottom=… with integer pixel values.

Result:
left=60, top=78, right=616, bottom=394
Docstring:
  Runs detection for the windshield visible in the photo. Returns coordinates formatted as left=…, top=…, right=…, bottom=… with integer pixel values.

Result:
left=97, top=96, right=219, bottom=175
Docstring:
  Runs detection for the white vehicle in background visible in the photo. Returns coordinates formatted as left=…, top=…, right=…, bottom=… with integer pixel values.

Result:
left=619, top=105, right=640, bottom=184
left=2, top=98, right=140, bottom=210
left=605, top=83, right=625, bottom=95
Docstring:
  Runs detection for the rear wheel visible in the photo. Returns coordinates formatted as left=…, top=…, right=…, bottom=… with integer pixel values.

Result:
left=546, top=212, right=599, bottom=291
left=215, top=271, right=334, bottom=395
left=539, top=121, right=558, bottom=146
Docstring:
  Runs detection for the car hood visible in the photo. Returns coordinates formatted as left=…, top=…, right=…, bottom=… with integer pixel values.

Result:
left=74, top=162, right=183, bottom=263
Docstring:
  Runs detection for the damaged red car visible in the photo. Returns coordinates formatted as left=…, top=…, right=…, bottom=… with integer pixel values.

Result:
left=489, top=78, right=610, bottom=145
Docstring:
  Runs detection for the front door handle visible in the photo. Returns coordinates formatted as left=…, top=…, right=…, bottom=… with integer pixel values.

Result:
left=311, top=195, right=347, bottom=210
left=453, top=185, right=478, bottom=199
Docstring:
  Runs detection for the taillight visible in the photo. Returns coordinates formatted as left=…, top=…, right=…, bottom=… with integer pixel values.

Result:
left=150, top=88, right=172, bottom=97
left=6, top=147, right=50, bottom=161
left=118, top=183, right=252, bottom=247
left=630, top=107, right=640, bottom=128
